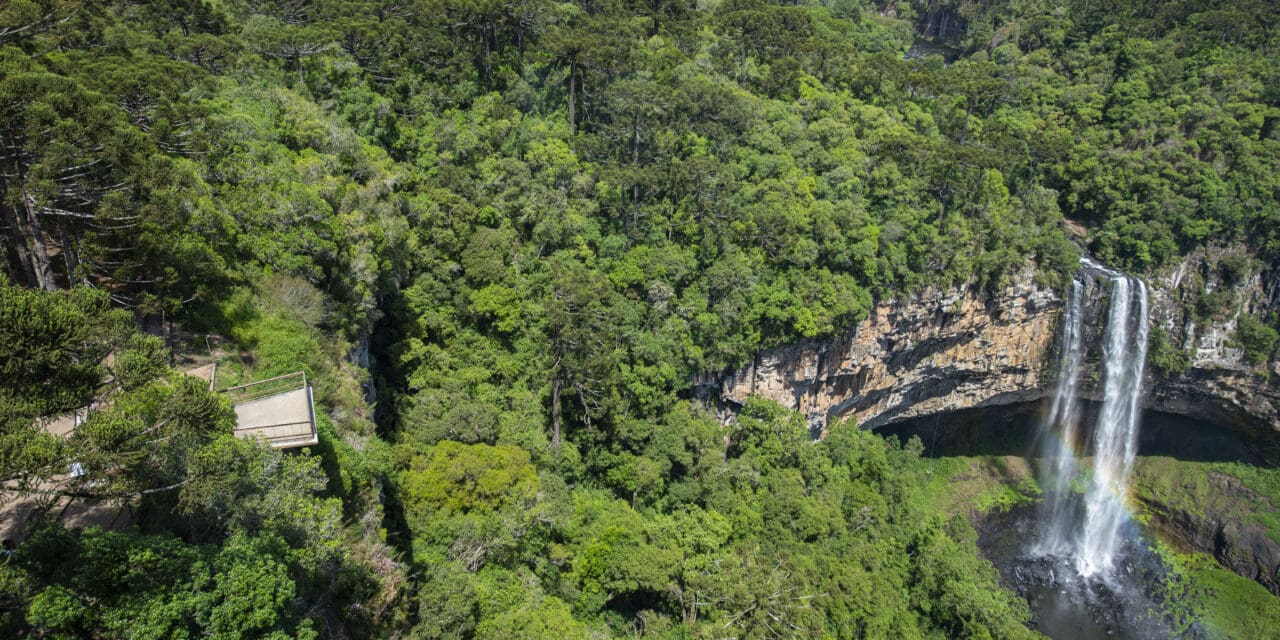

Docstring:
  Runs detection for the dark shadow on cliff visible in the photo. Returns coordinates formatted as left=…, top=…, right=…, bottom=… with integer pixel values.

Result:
left=878, top=402, right=1279, bottom=466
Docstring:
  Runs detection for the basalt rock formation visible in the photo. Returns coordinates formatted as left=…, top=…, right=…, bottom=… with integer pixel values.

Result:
left=696, top=266, right=1061, bottom=435
left=1148, top=247, right=1280, bottom=434
left=697, top=252, right=1279, bottom=439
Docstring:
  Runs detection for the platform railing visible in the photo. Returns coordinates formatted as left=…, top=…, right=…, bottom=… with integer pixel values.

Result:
left=220, top=371, right=308, bottom=405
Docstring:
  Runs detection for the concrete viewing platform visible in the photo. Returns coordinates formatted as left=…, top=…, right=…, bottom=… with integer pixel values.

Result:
left=224, top=372, right=319, bottom=449
left=2, top=369, right=318, bottom=544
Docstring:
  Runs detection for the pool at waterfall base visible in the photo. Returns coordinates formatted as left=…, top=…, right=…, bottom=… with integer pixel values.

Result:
left=978, top=495, right=1176, bottom=640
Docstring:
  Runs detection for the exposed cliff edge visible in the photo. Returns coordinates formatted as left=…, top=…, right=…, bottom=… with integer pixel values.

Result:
left=697, top=252, right=1280, bottom=438
left=696, top=266, right=1061, bottom=434
left=1148, top=247, right=1280, bottom=434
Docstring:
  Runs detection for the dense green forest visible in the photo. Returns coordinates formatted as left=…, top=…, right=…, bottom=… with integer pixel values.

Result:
left=2, top=0, right=1279, bottom=638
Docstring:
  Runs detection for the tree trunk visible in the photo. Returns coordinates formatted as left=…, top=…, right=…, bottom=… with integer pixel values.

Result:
left=517, top=1, right=527, bottom=58
left=632, top=115, right=641, bottom=205
left=1, top=206, right=35, bottom=286
left=58, top=217, right=78, bottom=284
left=483, top=23, right=493, bottom=91
left=551, top=376, right=563, bottom=447
left=568, top=59, right=577, bottom=135
left=0, top=165, right=35, bottom=286
left=680, top=577, right=697, bottom=626
left=22, top=189, right=57, bottom=291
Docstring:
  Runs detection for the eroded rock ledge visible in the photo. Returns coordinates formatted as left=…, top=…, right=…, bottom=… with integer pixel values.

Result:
left=697, top=253, right=1280, bottom=438
left=696, top=267, right=1061, bottom=434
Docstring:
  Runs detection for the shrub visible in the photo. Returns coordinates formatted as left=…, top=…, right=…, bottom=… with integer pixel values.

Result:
left=1217, top=253, right=1252, bottom=287
left=1233, top=315, right=1279, bottom=365
left=1148, top=327, right=1192, bottom=378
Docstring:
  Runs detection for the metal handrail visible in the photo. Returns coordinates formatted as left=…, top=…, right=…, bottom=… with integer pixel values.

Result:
left=232, top=422, right=311, bottom=432
left=220, top=371, right=308, bottom=404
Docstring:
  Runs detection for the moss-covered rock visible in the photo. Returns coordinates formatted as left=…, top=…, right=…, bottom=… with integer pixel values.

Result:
left=1133, top=457, right=1280, bottom=594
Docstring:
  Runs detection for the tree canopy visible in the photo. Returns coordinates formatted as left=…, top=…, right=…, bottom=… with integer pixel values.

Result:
left=3, top=0, right=1279, bottom=638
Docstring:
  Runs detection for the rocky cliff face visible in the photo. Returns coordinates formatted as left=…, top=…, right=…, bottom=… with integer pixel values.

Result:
left=1147, top=247, right=1280, bottom=434
left=698, top=252, right=1279, bottom=438
left=697, top=266, right=1062, bottom=434
left=1134, top=460, right=1280, bottom=595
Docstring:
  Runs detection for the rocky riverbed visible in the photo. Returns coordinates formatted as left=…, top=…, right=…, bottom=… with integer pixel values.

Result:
left=977, top=499, right=1181, bottom=640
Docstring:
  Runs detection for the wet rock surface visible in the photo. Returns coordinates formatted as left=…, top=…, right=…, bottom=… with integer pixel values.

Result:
left=978, top=502, right=1188, bottom=640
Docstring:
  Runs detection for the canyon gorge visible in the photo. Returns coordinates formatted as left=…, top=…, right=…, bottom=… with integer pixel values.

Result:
left=700, top=249, right=1279, bottom=437
left=698, top=248, right=1280, bottom=606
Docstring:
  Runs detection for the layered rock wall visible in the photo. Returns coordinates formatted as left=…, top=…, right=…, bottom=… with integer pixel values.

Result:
left=699, top=252, right=1280, bottom=437
left=698, top=267, right=1061, bottom=433
left=1147, top=247, right=1280, bottom=432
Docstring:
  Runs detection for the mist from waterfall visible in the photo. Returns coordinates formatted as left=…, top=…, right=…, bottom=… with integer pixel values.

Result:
left=1035, top=276, right=1085, bottom=556
left=1077, top=269, right=1150, bottom=577
left=1036, top=258, right=1150, bottom=580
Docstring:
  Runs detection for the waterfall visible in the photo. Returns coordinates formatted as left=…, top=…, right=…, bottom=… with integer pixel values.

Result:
left=1034, top=275, right=1085, bottom=556
left=1077, top=269, right=1149, bottom=577
left=1036, top=258, right=1150, bottom=580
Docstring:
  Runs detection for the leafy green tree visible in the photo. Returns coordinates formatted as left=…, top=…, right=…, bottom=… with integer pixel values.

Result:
left=1148, top=326, right=1192, bottom=378
left=1233, top=314, right=1279, bottom=365
left=0, top=278, right=129, bottom=501
left=540, top=253, right=623, bottom=447
left=728, top=397, right=811, bottom=471
left=62, top=374, right=229, bottom=500
left=0, top=52, right=141, bottom=290
left=474, top=594, right=590, bottom=640
left=242, top=14, right=335, bottom=85
left=0, top=0, right=83, bottom=45
left=12, top=525, right=317, bottom=640
left=178, top=436, right=341, bottom=550
left=196, top=534, right=299, bottom=640
left=908, top=517, right=1038, bottom=639
left=0, top=276, right=125, bottom=420
left=401, top=441, right=538, bottom=517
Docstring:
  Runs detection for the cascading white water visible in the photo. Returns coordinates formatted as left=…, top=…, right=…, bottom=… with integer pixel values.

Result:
left=1036, top=257, right=1150, bottom=580
left=1035, top=276, right=1085, bottom=556
left=1076, top=272, right=1149, bottom=577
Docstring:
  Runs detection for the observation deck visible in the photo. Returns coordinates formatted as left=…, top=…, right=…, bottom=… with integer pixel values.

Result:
left=222, top=371, right=319, bottom=449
